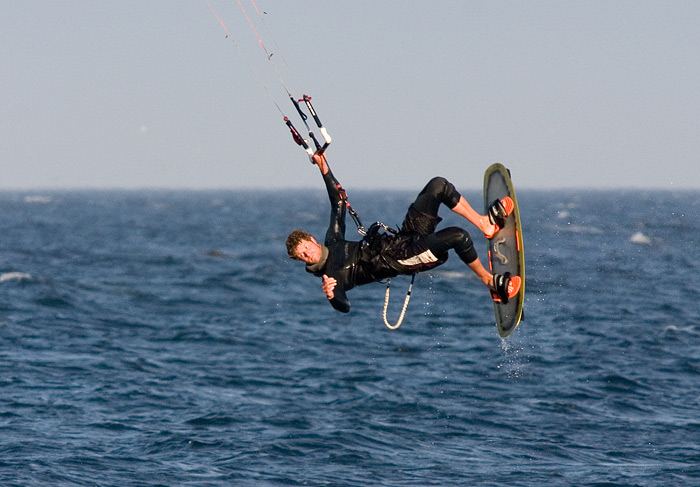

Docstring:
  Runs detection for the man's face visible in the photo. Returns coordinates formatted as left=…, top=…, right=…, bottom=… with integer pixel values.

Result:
left=293, top=237, right=322, bottom=264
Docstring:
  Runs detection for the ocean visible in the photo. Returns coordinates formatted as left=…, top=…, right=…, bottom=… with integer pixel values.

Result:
left=0, top=188, right=698, bottom=486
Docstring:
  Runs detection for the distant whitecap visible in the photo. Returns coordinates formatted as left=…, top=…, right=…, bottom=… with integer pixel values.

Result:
left=0, top=272, right=32, bottom=283
left=23, top=195, right=52, bottom=204
left=630, top=231, right=651, bottom=245
left=663, top=324, right=696, bottom=334
left=562, top=224, right=603, bottom=235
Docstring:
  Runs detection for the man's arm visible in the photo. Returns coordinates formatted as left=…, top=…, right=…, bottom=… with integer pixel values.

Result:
left=322, top=274, right=350, bottom=313
left=313, top=152, right=351, bottom=312
left=312, top=152, right=346, bottom=245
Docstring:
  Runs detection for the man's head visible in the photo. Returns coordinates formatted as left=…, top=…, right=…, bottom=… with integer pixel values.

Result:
left=286, top=229, right=323, bottom=264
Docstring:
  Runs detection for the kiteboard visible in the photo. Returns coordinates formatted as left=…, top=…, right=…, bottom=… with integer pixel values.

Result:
left=483, top=163, right=525, bottom=338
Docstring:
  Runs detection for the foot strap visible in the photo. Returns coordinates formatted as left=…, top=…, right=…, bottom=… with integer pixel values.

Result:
left=491, top=272, right=521, bottom=304
left=487, top=196, right=514, bottom=228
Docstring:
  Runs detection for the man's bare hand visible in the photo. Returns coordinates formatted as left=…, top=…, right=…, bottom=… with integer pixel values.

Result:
left=321, top=274, right=337, bottom=300
left=312, top=150, right=329, bottom=175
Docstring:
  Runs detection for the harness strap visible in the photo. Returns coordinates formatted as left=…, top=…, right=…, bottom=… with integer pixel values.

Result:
left=335, top=183, right=366, bottom=236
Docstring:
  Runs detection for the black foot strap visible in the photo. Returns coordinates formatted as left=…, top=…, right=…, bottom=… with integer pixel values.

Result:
left=492, top=272, right=512, bottom=304
left=487, top=198, right=508, bottom=229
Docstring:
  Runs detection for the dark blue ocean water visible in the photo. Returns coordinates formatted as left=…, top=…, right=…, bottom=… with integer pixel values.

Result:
left=1, top=188, right=698, bottom=486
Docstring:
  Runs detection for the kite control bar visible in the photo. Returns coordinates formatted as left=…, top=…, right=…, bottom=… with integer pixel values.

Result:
left=301, top=95, right=332, bottom=151
left=284, top=94, right=332, bottom=162
left=284, top=96, right=364, bottom=235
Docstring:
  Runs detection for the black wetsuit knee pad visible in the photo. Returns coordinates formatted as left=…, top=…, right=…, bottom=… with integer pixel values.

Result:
left=423, top=177, right=461, bottom=209
left=425, top=227, right=477, bottom=265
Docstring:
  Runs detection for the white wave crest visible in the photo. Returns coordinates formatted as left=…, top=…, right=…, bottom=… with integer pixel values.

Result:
left=560, top=224, right=603, bottom=235
left=0, top=272, right=32, bottom=283
left=23, top=195, right=52, bottom=204
left=630, top=231, right=652, bottom=245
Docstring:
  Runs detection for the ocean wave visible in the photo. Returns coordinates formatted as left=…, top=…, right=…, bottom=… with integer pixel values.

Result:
left=599, top=373, right=648, bottom=393
left=0, top=272, right=32, bottom=283
left=557, top=224, right=604, bottom=235
left=662, top=324, right=697, bottom=335
left=1, top=189, right=699, bottom=486
left=23, top=195, right=52, bottom=204
left=629, top=231, right=652, bottom=245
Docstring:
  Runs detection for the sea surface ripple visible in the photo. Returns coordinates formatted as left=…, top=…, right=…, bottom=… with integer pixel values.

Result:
left=1, top=189, right=698, bottom=486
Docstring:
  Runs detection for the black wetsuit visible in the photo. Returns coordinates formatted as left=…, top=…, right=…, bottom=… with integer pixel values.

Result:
left=306, top=170, right=478, bottom=313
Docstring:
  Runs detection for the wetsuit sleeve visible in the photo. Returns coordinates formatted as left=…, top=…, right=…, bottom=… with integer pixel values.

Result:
left=319, top=167, right=352, bottom=313
left=329, top=286, right=350, bottom=313
left=322, top=169, right=346, bottom=245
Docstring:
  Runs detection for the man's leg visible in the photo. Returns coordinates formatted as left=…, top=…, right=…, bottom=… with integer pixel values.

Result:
left=451, top=197, right=496, bottom=237
left=423, top=227, right=491, bottom=285
left=423, top=227, right=519, bottom=297
left=406, top=177, right=495, bottom=236
left=467, top=255, right=495, bottom=287
left=409, top=177, right=460, bottom=218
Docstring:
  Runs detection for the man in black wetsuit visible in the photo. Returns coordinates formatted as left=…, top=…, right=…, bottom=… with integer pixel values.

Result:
left=286, top=151, right=521, bottom=313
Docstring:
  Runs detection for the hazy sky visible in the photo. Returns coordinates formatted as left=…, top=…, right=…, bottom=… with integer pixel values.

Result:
left=2, top=1, right=699, bottom=190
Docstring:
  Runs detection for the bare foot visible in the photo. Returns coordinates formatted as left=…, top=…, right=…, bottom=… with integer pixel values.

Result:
left=481, top=215, right=497, bottom=238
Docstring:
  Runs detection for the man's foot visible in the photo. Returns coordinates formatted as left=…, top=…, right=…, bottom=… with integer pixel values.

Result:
left=490, top=272, right=521, bottom=304
left=484, top=196, right=515, bottom=239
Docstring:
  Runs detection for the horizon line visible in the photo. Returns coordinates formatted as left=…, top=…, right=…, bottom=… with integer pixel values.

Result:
left=0, top=185, right=699, bottom=192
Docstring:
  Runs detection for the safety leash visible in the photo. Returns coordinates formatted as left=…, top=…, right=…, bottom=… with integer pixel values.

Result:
left=382, top=274, right=415, bottom=330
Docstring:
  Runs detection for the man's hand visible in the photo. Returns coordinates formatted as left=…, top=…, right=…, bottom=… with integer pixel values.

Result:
left=312, top=150, right=329, bottom=175
left=321, top=274, right=337, bottom=300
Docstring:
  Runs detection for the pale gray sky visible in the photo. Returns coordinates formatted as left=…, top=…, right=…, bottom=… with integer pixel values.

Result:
left=2, top=1, right=699, bottom=190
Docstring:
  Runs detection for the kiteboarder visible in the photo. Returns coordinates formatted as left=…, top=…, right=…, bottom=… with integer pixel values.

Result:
left=286, top=151, right=521, bottom=313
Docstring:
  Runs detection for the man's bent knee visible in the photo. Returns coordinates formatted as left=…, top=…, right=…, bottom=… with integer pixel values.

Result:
left=444, top=226, right=477, bottom=264
left=423, top=177, right=460, bottom=209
